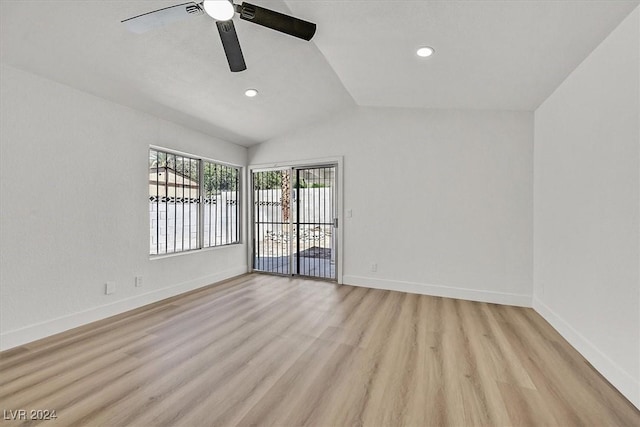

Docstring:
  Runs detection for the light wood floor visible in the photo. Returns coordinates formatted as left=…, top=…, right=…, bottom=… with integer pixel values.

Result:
left=1, top=274, right=638, bottom=426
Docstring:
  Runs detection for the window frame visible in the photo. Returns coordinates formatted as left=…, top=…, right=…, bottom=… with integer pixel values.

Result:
left=149, top=145, right=242, bottom=257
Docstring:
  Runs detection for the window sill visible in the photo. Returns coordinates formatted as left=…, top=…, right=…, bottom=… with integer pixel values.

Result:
left=150, top=242, right=242, bottom=261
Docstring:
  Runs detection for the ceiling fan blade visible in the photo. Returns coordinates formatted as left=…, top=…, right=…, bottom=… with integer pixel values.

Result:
left=122, top=2, right=203, bottom=34
left=237, top=2, right=316, bottom=41
left=217, top=20, right=247, bottom=72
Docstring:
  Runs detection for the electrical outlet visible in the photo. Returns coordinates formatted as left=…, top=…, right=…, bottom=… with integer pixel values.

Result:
left=105, top=281, right=115, bottom=295
left=135, top=276, right=143, bottom=287
left=371, top=263, right=377, bottom=272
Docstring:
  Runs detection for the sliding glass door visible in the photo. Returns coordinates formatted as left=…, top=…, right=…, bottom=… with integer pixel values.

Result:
left=252, top=165, right=337, bottom=280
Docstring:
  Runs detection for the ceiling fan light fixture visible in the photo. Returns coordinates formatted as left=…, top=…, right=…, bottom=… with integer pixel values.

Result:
left=244, top=88, right=258, bottom=97
left=416, top=46, right=435, bottom=57
left=203, top=0, right=235, bottom=21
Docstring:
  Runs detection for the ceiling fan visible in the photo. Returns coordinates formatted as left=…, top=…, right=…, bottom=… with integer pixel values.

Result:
left=122, top=0, right=316, bottom=72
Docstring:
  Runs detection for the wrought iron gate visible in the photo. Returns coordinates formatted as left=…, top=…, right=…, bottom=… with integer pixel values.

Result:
left=252, top=165, right=336, bottom=280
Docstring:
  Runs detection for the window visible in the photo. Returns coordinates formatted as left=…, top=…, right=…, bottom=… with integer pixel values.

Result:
left=149, top=148, right=240, bottom=255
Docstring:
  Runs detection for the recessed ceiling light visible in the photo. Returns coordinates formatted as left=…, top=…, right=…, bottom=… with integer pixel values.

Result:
left=244, top=88, right=258, bottom=97
left=203, top=0, right=235, bottom=21
left=416, top=46, right=435, bottom=57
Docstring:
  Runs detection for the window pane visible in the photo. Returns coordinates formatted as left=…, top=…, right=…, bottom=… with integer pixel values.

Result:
left=149, top=149, right=201, bottom=255
left=203, top=160, right=240, bottom=248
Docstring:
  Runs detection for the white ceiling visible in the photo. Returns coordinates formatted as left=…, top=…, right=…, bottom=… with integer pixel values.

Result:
left=1, top=1, right=638, bottom=146
left=286, top=0, right=639, bottom=111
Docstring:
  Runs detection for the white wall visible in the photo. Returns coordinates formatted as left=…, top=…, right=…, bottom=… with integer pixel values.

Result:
left=250, top=107, right=533, bottom=306
left=0, top=65, right=248, bottom=350
left=533, top=7, right=640, bottom=408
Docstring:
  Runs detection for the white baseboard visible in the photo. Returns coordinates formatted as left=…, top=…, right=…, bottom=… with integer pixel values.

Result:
left=533, top=297, right=640, bottom=410
left=342, top=275, right=532, bottom=307
left=0, top=266, right=248, bottom=351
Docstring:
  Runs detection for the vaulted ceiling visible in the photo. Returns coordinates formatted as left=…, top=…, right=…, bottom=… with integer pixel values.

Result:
left=1, top=1, right=638, bottom=146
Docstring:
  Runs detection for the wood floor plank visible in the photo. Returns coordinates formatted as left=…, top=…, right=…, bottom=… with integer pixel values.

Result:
left=497, top=381, right=559, bottom=426
left=402, top=295, right=446, bottom=427
left=456, top=300, right=512, bottom=426
left=478, top=303, right=537, bottom=390
left=1, top=273, right=638, bottom=426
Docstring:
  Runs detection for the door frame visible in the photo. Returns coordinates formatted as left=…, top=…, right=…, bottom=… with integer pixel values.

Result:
left=247, top=156, right=344, bottom=284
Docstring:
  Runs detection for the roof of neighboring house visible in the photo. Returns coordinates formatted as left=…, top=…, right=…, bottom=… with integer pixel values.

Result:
left=149, top=167, right=198, bottom=187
